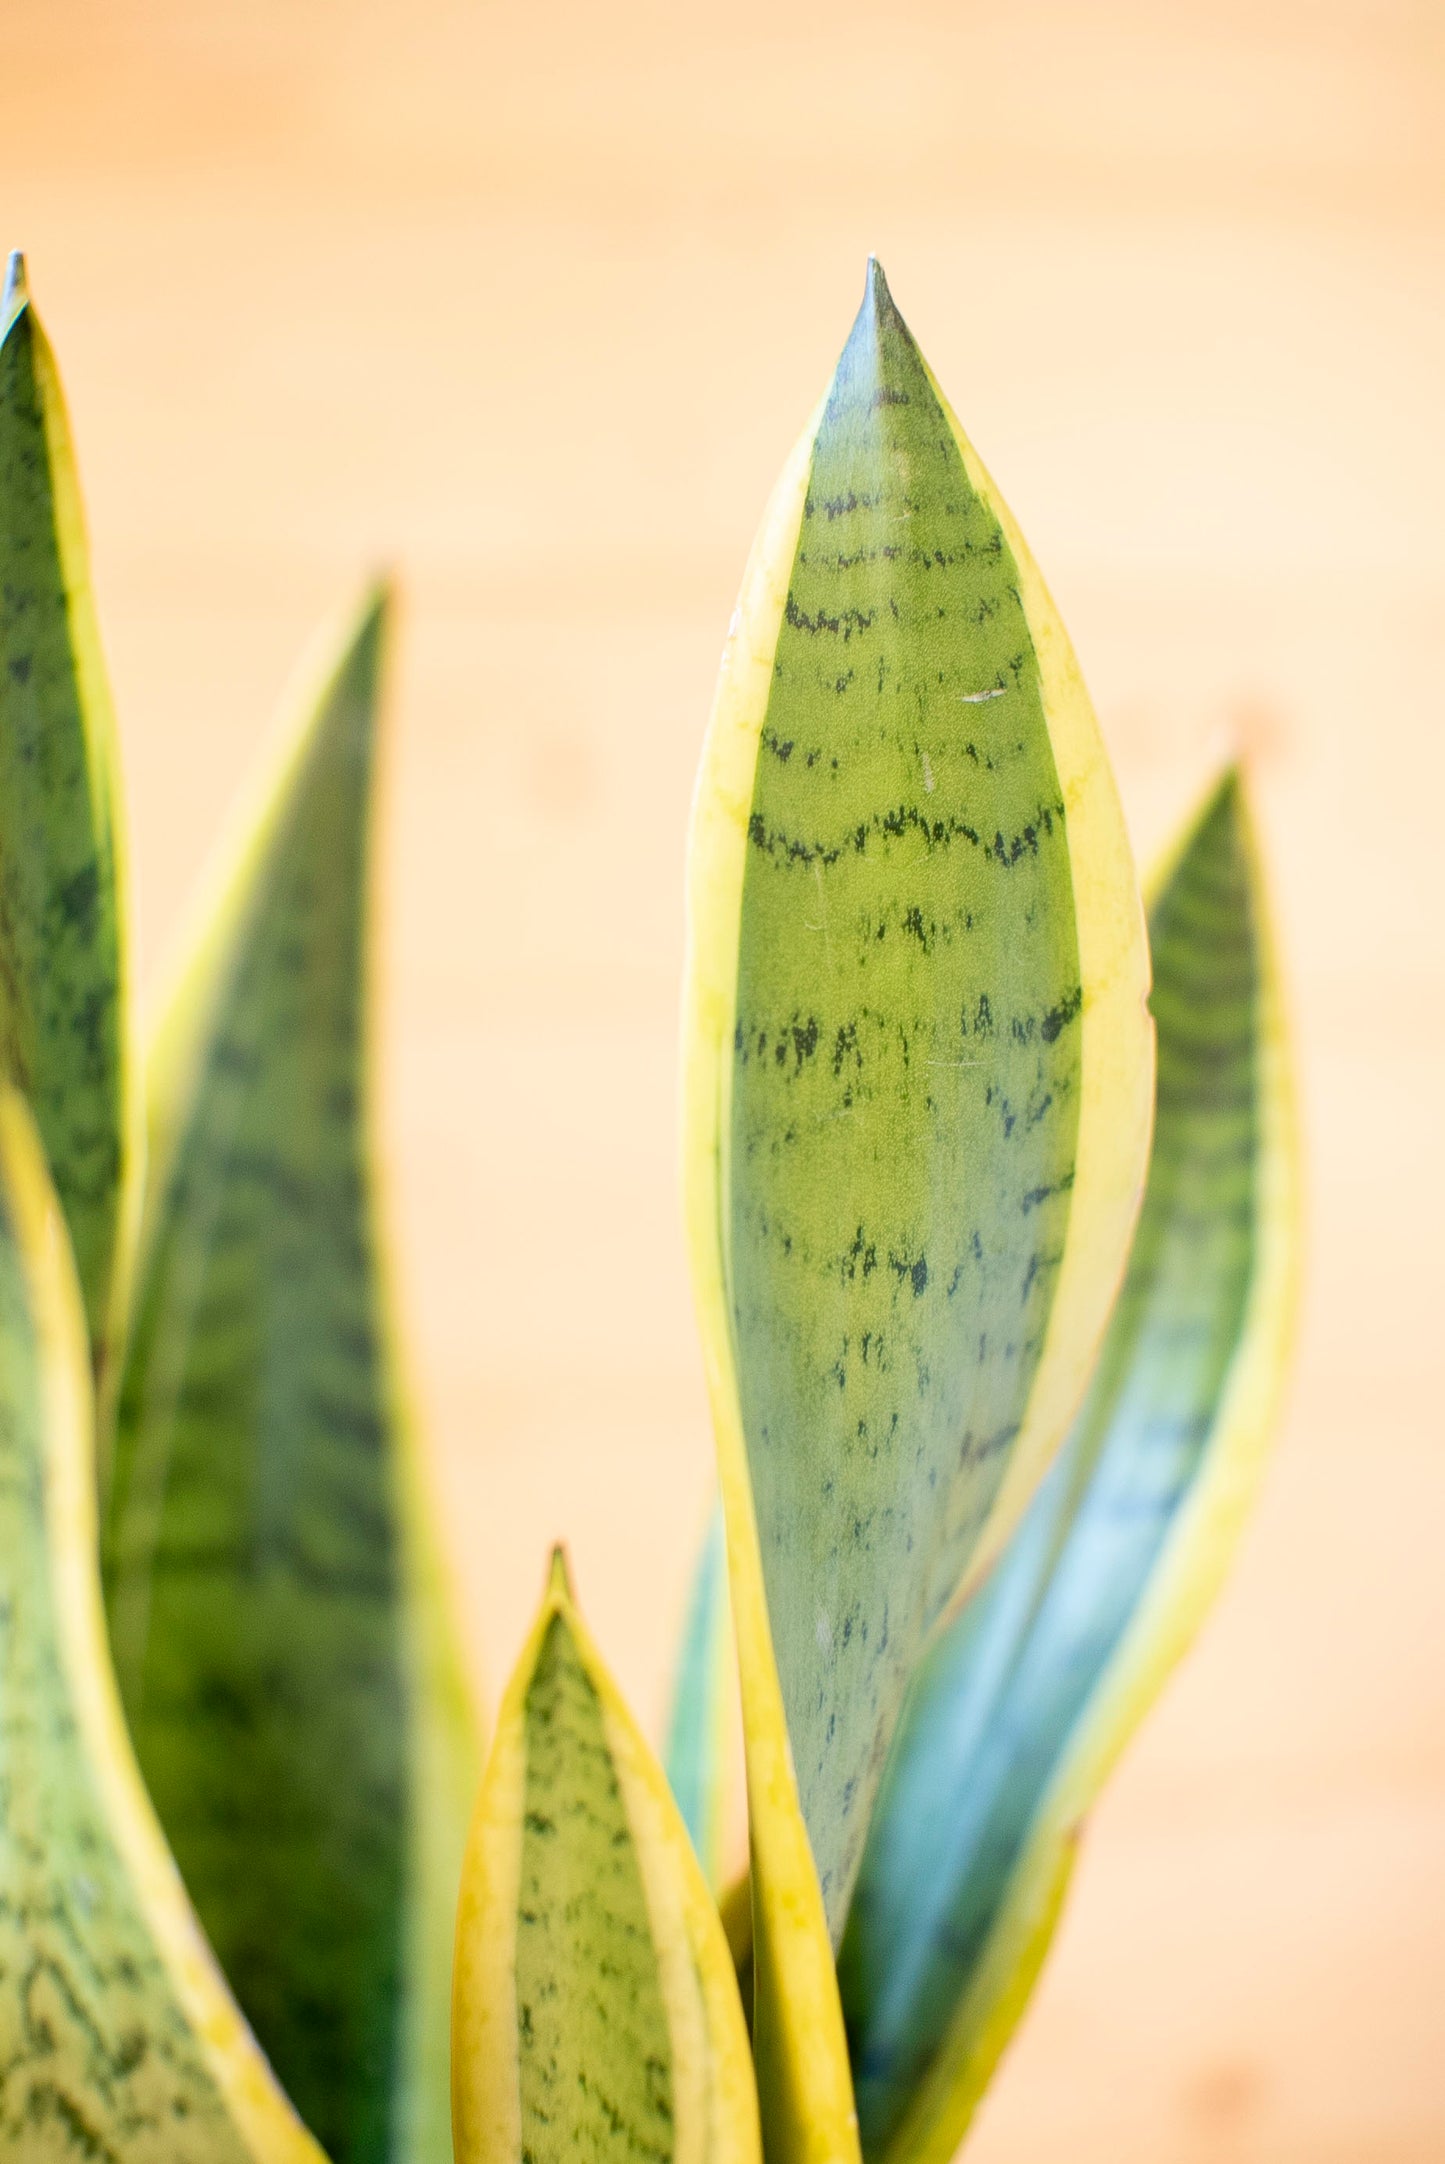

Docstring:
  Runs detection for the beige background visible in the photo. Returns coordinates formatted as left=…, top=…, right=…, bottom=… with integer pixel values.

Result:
left=2, top=2, right=1442, bottom=2157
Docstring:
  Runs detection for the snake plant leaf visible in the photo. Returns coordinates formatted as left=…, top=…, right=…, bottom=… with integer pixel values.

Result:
left=680, top=260, right=1152, bottom=2164
left=452, top=1549, right=761, bottom=2164
left=837, top=769, right=1300, bottom=2164
left=0, top=252, right=137, bottom=1390
left=664, top=1504, right=733, bottom=1889
left=102, top=589, right=481, bottom=2164
left=0, top=1085, right=325, bottom=2164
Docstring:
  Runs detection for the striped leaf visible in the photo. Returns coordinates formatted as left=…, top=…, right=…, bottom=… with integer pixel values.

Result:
left=0, top=1085, right=324, bottom=2163
left=452, top=1551, right=760, bottom=2164
left=664, top=1505, right=733, bottom=1889
left=837, top=769, right=1300, bottom=2164
left=0, top=253, right=136, bottom=1390
left=680, top=260, right=1152, bottom=2164
left=102, top=591, right=480, bottom=2164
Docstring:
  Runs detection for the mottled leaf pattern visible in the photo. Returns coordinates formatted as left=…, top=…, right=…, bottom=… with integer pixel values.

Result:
left=682, top=261, right=1151, bottom=2164
left=0, top=1087, right=323, bottom=2164
left=0, top=253, right=135, bottom=1387
left=838, top=770, right=1299, bottom=2164
left=516, top=1611, right=674, bottom=2161
left=665, top=1505, right=733, bottom=1889
left=103, top=591, right=479, bottom=2164
left=729, top=261, right=1085, bottom=1935
left=452, top=1553, right=759, bottom=2164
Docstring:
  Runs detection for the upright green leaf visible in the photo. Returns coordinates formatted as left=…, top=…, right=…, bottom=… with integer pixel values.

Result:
left=0, top=252, right=136, bottom=1388
left=837, top=770, right=1300, bottom=2164
left=665, top=1504, right=733, bottom=1889
left=103, top=590, right=480, bottom=2164
left=681, top=261, right=1152, bottom=2164
left=0, top=1085, right=324, bottom=2163
left=452, top=1551, right=760, bottom=2164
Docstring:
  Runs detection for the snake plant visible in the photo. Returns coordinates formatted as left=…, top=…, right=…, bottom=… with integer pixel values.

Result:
left=0, top=252, right=1298, bottom=2164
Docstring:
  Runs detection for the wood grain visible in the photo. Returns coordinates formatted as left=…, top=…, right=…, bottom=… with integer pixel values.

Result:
left=1, top=3, right=1441, bottom=2157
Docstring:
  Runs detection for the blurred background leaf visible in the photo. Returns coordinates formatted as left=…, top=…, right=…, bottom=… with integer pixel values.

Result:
left=104, top=590, right=480, bottom=2164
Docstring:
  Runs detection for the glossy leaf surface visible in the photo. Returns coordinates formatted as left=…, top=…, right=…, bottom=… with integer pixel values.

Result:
left=104, top=591, right=479, bottom=2164
left=452, top=1552, right=760, bottom=2164
left=665, top=1504, right=732, bottom=1888
left=838, top=770, right=1299, bottom=2164
left=0, top=253, right=135, bottom=1384
left=0, top=1087, right=324, bottom=2163
left=681, top=261, right=1151, bottom=2164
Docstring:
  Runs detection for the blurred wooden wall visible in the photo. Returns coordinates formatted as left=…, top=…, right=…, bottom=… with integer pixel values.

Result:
left=2, top=2, right=1441, bottom=2157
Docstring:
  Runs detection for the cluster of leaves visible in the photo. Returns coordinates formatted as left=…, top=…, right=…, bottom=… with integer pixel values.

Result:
left=0, top=250, right=1296, bottom=2164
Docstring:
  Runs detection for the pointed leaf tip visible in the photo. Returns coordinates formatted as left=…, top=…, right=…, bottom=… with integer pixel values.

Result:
left=338, top=573, right=391, bottom=675
left=358, top=568, right=394, bottom=632
left=2, top=251, right=29, bottom=333
left=547, top=1544, right=575, bottom=1603
left=862, top=253, right=906, bottom=336
left=1200, top=758, right=1243, bottom=812
left=837, top=253, right=913, bottom=393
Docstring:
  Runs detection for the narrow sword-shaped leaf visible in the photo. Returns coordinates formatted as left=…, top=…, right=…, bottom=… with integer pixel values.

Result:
left=665, top=1504, right=733, bottom=1889
left=452, top=1550, right=760, bottom=2164
left=681, top=262, right=1152, bottom=2164
left=0, top=252, right=137, bottom=1391
left=838, top=769, right=1299, bottom=2164
left=103, top=590, right=481, bottom=2164
left=0, top=1086, right=325, bottom=2163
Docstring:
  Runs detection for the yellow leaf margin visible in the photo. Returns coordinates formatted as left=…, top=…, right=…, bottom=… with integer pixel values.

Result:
left=452, top=1552, right=760, bottom=2164
left=881, top=774, right=1301, bottom=2164
left=2, top=1086, right=325, bottom=2162
left=679, top=278, right=1153, bottom=2164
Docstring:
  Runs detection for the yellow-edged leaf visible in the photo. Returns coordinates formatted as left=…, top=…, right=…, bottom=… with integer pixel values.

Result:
left=452, top=1551, right=760, bottom=2164
left=0, top=1084, right=325, bottom=2162
left=838, top=769, right=1299, bottom=2164
left=680, top=261, right=1151, bottom=2164
left=103, top=590, right=481, bottom=2163
left=0, top=252, right=138, bottom=1396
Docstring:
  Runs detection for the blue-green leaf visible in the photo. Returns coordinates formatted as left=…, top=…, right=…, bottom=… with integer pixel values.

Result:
left=837, top=769, right=1300, bottom=2164
left=103, top=590, right=480, bottom=2164
left=664, top=1504, right=733, bottom=1888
